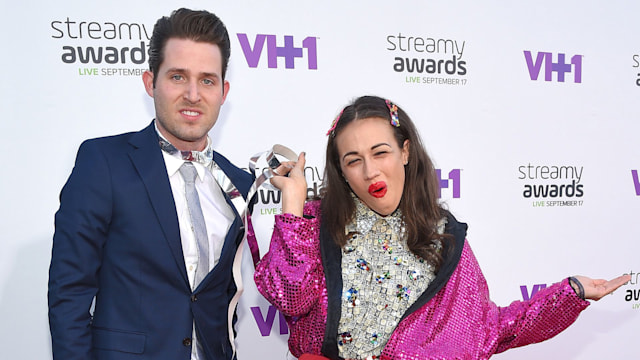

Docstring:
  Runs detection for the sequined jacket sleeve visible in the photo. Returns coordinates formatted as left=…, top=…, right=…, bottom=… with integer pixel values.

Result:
left=254, top=201, right=325, bottom=317
left=382, top=240, right=591, bottom=359
left=254, top=201, right=328, bottom=356
left=486, top=259, right=591, bottom=353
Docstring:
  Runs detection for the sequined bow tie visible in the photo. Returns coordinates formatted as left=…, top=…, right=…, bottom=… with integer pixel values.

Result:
left=158, top=137, right=214, bottom=167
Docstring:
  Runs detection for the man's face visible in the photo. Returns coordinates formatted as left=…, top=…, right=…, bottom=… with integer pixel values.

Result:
left=143, top=38, right=229, bottom=151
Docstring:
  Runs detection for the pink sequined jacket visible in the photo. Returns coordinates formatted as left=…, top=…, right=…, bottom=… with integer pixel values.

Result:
left=254, top=200, right=590, bottom=359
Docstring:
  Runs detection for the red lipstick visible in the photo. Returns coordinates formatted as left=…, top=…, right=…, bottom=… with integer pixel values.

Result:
left=368, top=181, right=387, bottom=198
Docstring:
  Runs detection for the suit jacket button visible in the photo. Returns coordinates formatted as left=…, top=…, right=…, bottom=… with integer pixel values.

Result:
left=191, top=294, right=198, bottom=302
left=183, top=338, right=192, bottom=346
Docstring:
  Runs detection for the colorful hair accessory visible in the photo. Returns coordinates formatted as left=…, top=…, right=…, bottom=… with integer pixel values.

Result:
left=326, top=109, right=344, bottom=136
left=385, top=99, right=400, bottom=127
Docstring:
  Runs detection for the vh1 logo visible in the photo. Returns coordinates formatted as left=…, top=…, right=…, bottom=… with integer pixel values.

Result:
left=437, top=169, right=461, bottom=199
left=237, top=33, right=318, bottom=69
left=520, top=283, right=547, bottom=301
left=524, top=51, right=583, bottom=83
left=251, top=305, right=289, bottom=336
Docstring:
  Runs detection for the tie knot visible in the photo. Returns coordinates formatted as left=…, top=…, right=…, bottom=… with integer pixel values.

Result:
left=179, top=162, right=198, bottom=184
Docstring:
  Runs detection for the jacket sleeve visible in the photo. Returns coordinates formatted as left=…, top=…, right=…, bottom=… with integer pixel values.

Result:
left=493, top=277, right=590, bottom=353
left=384, top=240, right=591, bottom=359
left=455, top=241, right=591, bottom=354
left=253, top=201, right=326, bottom=317
left=48, top=140, right=112, bottom=360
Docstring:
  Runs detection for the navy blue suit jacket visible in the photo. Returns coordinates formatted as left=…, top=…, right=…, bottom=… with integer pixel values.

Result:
left=48, top=122, right=253, bottom=360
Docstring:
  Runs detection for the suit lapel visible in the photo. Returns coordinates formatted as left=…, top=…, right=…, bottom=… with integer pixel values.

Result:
left=128, top=123, right=189, bottom=287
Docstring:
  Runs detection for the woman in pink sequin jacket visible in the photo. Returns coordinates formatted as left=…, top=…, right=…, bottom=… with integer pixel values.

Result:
left=254, top=96, right=628, bottom=360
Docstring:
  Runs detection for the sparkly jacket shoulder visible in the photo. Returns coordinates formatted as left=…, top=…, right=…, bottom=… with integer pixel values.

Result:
left=253, top=200, right=590, bottom=359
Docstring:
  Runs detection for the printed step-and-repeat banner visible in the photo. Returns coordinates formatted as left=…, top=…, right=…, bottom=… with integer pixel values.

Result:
left=0, top=1, right=637, bottom=359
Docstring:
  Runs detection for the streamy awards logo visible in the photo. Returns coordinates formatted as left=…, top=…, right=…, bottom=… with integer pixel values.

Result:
left=386, top=33, right=468, bottom=86
left=624, top=270, right=640, bottom=309
left=51, top=17, right=151, bottom=77
left=518, top=163, right=584, bottom=207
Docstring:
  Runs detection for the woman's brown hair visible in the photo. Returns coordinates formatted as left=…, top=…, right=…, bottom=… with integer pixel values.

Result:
left=321, top=95, right=451, bottom=271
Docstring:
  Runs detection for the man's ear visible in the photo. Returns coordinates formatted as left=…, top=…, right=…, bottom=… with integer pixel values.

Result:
left=142, top=71, right=155, bottom=98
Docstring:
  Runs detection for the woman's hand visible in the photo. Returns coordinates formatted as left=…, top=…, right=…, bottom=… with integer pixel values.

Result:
left=572, top=274, right=631, bottom=301
left=270, top=152, right=308, bottom=217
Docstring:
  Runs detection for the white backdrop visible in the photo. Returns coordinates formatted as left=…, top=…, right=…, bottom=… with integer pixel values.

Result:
left=1, top=1, right=638, bottom=359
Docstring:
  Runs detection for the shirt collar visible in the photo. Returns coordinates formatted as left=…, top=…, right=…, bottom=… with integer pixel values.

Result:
left=346, top=193, right=404, bottom=236
left=161, top=151, right=207, bottom=180
left=155, top=121, right=214, bottom=168
left=344, top=194, right=448, bottom=237
left=155, top=123, right=210, bottom=181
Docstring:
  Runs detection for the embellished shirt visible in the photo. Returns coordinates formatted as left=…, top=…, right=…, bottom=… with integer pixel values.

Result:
left=338, top=198, right=442, bottom=359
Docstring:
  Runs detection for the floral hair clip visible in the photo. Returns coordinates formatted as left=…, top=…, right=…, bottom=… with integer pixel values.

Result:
left=326, top=109, right=344, bottom=136
left=385, top=99, right=400, bottom=127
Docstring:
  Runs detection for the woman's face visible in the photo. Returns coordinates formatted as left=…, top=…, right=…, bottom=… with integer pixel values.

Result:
left=336, top=117, right=409, bottom=216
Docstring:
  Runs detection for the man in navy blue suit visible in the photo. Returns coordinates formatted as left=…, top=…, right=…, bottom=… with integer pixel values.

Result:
left=48, top=8, right=252, bottom=360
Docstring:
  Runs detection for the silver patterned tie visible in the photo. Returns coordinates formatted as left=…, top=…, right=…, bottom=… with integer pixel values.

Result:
left=179, top=162, right=209, bottom=287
